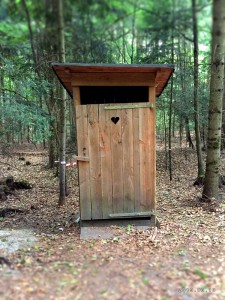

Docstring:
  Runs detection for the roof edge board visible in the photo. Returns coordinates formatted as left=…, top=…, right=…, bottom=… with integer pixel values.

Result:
left=52, top=62, right=175, bottom=68
left=51, top=63, right=175, bottom=98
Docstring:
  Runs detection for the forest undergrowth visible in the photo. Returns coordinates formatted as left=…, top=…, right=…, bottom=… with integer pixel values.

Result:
left=0, top=144, right=225, bottom=300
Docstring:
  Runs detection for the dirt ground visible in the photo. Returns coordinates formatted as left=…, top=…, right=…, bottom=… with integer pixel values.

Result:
left=0, top=145, right=225, bottom=300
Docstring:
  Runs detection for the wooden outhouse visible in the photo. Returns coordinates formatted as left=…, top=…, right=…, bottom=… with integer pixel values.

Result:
left=52, top=63, right=174, bottom=223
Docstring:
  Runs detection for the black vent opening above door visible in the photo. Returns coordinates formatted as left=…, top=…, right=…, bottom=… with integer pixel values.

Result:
left=80, top=86, right=148, bottom=105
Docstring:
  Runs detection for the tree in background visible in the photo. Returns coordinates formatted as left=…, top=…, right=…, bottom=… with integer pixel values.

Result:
left=0, top=0, right=52, bottom=146
left=222, top=44, right=225, bottom=151
left=202, top=0, right=225, bottom=201
left=192, top=0, right=204, bottom=184
left=57, top=0, right=67, bottom=205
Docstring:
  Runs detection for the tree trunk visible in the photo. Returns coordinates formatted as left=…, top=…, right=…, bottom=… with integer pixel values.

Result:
left=44, top=0, right=59, bottom=168
left=21, top=0, right=39, bottom=77
left=185, top=117, right=194, bottom=149
left=192, top=0, right=204, bottom=183
left=130, top=0, right=137, bottom=64
left=58, top=0, right=67, bottom=205
left=168, top=78, right=173, bottom=181
left=179, top=118, right=183, bottom=148
left=222, top=63, right=225, bottom=150
left=202, top=0, right=225, bottom=201
left=163, top=103, right=168, bottom=170
left=48, top=119, right=56, bottom=168
left=168, top=2, right=175, bottom=181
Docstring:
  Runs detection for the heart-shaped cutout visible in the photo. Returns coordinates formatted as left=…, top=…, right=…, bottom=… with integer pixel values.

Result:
left=111, top=117, right=120, bottom=124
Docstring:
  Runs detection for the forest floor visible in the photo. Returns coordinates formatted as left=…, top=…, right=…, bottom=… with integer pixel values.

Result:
left=0, top=143, right=225, bottom=300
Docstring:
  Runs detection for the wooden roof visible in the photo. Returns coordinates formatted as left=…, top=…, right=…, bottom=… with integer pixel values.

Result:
left=52, top=63, right=174, bottom=97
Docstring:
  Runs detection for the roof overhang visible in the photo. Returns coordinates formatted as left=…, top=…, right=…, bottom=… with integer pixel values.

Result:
left=52, top=63, right=175, bottom=97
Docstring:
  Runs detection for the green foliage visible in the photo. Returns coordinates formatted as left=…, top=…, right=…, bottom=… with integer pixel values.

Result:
left=141, top=275, right=150, bottom=285
left=0, top=1, right=53, bottom=144
left=193, top=268, right=208, bottom=279
left=178, top=249, right=186, bottom=256
left=113, top=236, right=119, bottom=242
left=0, top=53, right=53, bottom=143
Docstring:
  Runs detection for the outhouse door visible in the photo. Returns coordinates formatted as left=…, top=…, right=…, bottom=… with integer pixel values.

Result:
left=76, top=103, right=155, bottom=220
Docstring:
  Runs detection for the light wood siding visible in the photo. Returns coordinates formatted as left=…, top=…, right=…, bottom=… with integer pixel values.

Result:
left=76, top=105, right=91, bottom=220
left=149, top=87, right=156, bottom=214
left=122, top=108, right=134, bottom=213
left=73, top=87, right=80, bottom=106
left=76, top=103, right=154, bottom=220
left=88, top=105, right=102, bottom=219
left=99, top=105, right=113, bottom=218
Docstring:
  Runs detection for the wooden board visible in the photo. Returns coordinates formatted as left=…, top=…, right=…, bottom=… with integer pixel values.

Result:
left=88, top=105, right=102, bottom=219
left=104, top=103, right=154, bottom=109
left=109, top=106, right=123, bottom=214
left=133, top=107, right=141, bottom=213
left=99, top=104, right=113, bottom=218
left=72, top=72, right=155, bottom=86
left=149, top=87, right=156, bottom=213
left=73, top=87, right=80, bottom=106
left=122, top=107, right=134, bottom=213
left=76, top=105, right=91, bottom=220
left=139, top=107, right=147, bottom=211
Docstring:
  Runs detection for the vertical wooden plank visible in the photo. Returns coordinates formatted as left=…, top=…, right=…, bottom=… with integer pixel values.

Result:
left=144, top=106, right=152, bottom=210
left=110, top=107, right=123, bottom=214
left=76, top=105, right=91, bottom=220
left=138, top=99, right=155, bottom=212
left=99, top=104, right=113, bottom=218
left=149, top=87, right=156, bottom=211
left=122, top=107, right=134, bottom=213
left=73, top=87, right=80, bottom=151
left=88, top=104, right=102, bottom=219
left=73, top=87, right=81, bottom=106
left=133, top=106, right=141, bottom=212
left=139, top=107, right=148, bottom=211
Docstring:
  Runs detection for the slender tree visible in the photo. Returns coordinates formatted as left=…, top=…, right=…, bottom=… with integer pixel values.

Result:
left=192, top=0, right=204, bottom=184
left=44, top=0, right=59, bottom=168
left=168, top=67, right=173, bottom=180
left=58, top=0, right=67, bottom=205
left=168, top=0, right=175, bottom=181
left=222, top=64, right=225, bottom=150
left=202, top=0, right=225, bottom=201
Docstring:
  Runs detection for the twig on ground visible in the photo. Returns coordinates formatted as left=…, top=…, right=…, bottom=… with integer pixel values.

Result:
left=150, top=227, right=158, bottom=241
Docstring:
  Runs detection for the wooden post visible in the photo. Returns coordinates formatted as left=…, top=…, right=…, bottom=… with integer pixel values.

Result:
left=73, top=87, right=81, bottom=106
left=73, top=86, right=80, bottom=150
left=149, top=86, right=156, bottom=223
